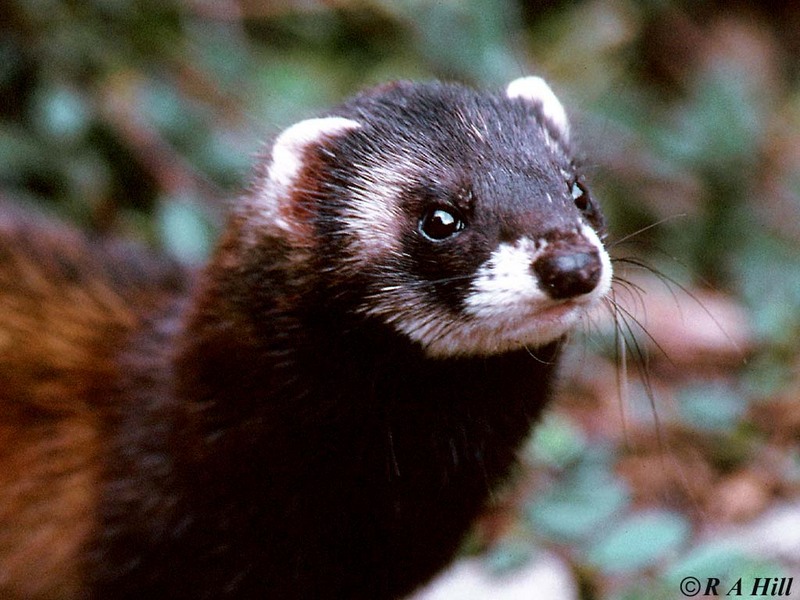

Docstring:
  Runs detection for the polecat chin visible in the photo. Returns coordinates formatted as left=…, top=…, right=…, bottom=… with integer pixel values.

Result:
left=0, top=76, right=611, bottom=600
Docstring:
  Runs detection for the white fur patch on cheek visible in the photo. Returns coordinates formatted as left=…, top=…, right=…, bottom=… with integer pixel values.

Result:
left=464, top=238, right=548, bottom=319
left=268, top=117, right=361, bottom=191
left=506, top=76, right=570, bottom=141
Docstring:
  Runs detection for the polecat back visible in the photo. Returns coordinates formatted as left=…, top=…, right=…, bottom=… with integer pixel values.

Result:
left=0, top=77, right=611, bottom=600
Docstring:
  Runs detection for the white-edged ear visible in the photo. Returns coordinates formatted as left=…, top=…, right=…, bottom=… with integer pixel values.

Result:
left=248, top=116, right=360, bottom=240
left=269, top=117, right=361, bottom=190
left=506, top=76, right=570, bottom=141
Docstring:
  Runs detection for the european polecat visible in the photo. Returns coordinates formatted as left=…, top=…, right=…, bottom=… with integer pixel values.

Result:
left=0, top=77, right=612, bottom=599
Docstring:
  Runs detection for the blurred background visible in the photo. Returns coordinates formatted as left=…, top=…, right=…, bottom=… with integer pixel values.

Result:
left=2, top=0, right=798, bottom=598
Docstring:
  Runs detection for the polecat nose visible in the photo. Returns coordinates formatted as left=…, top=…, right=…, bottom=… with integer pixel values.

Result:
left=532, top=249, right=602, bottom=300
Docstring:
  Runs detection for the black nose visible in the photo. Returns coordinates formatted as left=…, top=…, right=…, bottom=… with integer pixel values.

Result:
left=533, top=249, right=602, bottom=300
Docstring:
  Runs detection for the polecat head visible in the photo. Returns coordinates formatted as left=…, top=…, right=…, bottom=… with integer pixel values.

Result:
left=244, top=77, right=612, bottom=358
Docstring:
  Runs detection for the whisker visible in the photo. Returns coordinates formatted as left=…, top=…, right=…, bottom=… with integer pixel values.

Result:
left=604, top=291, right=631, bottom=444
left=610, top=273, right=648, bottom=296
left=606, top=213, right=688, bottom=249
left=399, top=273, right=478, bottom=289
left=521, top=344, right=557, bottom=364
left=609, top=295, right=674, bottom=366
left=613, top=256, right=746, bottom=360
left=603, top=294, right=667, bottom=453
left=610, top=275, right=649, bottom=316
left=605, top=219, right=730, bottom=515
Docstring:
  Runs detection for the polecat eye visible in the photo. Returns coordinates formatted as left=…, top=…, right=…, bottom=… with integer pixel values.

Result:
left=571, top=180, right=589, bottom=212
left=419, top=207, right=465, bottom=241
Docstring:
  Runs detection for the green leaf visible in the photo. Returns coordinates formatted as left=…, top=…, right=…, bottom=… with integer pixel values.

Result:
left=665, top=540, right=751, bottom=583
left=525, top=457, right=629, bottom=542
left=156, top=196, right=213, bottom=264
left=32, top=84, right=92, bottom=143
left=677, top=382, right=748, bottom=432
left=586, top=510, right=691, bottom=574
left=139, top=79, right=200, bottom=143
left=525, top=413, right=587, bottom=468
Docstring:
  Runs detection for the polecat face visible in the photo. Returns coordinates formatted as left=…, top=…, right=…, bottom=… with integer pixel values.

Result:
left=250, top=77, right=612, bottom=358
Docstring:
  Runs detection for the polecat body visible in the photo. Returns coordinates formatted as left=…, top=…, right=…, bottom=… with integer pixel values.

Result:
left=0, top=78, right=611, bottom=599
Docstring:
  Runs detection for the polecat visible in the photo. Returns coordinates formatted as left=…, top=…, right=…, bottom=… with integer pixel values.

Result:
left=0, top=77, right=612, bottom=599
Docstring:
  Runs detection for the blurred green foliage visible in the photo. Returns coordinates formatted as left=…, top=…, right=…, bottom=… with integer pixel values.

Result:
left=2, top=0, right=799, bottom=597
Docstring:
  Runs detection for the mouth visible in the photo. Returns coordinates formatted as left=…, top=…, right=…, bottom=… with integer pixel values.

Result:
left=506, top=299, right=589, bottom=346
left=535, top=299, right=578, bottom=319
left=529, top=298, right=588, bottom=327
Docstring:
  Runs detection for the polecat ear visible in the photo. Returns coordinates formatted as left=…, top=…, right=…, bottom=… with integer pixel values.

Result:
left=506, top=77, right=570, bottom=142
left=257, top=117, right=360, bottom=238
left=269, top=117, right=361, bottom=191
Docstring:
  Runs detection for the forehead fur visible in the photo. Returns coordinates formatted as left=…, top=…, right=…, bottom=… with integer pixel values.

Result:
left=331, top=81, right=571, bottom=164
